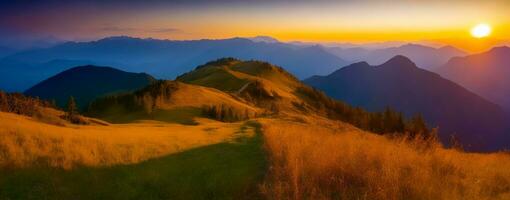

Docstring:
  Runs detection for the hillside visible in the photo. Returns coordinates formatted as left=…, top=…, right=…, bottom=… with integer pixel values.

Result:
left=176, top=58, right=310, bottom=115
left=260, top=118, right=510, bottom=199
left=25, top=65, right=156, bottom=110
left=86, top=80, right=261, bottom=124
left=3, top=57, right=510, bottom=199
left=305, top=55, right=510, bottom=151
left=437, top=46, right=510, bottom=111
left=0, top=36, right=348, bottom=91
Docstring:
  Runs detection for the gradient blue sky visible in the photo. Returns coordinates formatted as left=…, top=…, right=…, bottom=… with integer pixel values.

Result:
left=1, top=0, right=509, bottom=51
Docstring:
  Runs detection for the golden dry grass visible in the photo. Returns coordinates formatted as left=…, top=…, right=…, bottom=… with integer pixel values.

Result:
left=260, top=118, right=510, bottom=200
left=158, top=82, right=260, bottom=113
left=0, top=111, right=252, bottom=169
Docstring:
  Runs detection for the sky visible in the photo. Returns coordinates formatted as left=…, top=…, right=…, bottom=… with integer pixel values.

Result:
left=1, top=0, right=509, bottom=52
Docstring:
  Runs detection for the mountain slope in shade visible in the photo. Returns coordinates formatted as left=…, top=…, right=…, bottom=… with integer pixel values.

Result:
left=437, top=46, right=510, bottom=111
left=327, top=43, right=466, bottom=70
left=25, top=65, right=156, bottom=110
left=305, top=55, right=509, bottom=151
left=1, top=36, right=348, bottom=91
left=0, top=59, right=110, bottom=92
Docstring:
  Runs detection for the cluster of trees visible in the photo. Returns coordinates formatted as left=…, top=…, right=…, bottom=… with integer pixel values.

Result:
left=202, top=104, right=252, bottom=122
left=0, top=90, right=86, bottom=124
left=297, top=86, right=433, bottom=139
left=240, top=80, right=281, bottom=109
left=193, top=57, right=239, bottom=70
left=0, top=91, right=55, bottom=117
left=87, top=80, right=179, bottom=116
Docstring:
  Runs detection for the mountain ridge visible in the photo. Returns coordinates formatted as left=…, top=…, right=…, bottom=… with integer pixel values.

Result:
left=437, top=46, right=510, bottom=111
left=305, top=55, right=509, bottom=151
left=0, top=36, right=348, bottom=92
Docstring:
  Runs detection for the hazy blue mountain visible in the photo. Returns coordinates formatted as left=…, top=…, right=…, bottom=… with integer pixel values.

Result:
left=246, top=36, right=280, bottom=43
left=25, top=65, right=156, bottom=110
left=305, top=55, right=509, bottom=151
left=0, top=36, right=348, bottom=91
left=437, top=46, right=510, bottom=111
left=0, top=46, right=16, bottom=59
left=327, top=43, right=466, bottom=70
left=0, top=59, right=114, bottom=92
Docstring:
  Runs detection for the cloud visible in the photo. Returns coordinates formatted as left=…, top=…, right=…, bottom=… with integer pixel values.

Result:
left=99, top=26, right=138, bottom=32
left=98, top=26, right=180, bottom=33
left=150, top=28, right=180, bottom=33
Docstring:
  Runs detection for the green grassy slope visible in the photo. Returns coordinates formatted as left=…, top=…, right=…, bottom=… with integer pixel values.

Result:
left=176, top=58, right=299, bottom=92
left=89, top=106, right=201, bottom=125
left=0, top=122, right=266, bottom=200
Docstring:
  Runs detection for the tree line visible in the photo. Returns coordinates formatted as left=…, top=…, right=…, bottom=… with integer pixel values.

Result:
left=296, top=86, right=434, bottom=140
left=0, top=90, right=86, bottom=124
left=0, top=91, right=55, bottom=117
left=201, top=104, right=253, bottom=122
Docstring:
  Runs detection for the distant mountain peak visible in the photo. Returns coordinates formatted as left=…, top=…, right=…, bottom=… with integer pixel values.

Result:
left=98, top=36, right=139, bottom=41
left=328, top=61, right=371, bottom=76
left=62, top=65, right=149, bottom=76
left=380, top=55, right=417, bottom=69
left=247, top=36, right=279, bottom=43
left=400, top=43, right=428, bottom=49
left=438, top=45, right=466, bottom=54
left=488, top=46, right=510, bottom=54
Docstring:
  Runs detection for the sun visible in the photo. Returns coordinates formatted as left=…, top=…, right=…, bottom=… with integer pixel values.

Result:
left=471, top=23, right=491, bottom=38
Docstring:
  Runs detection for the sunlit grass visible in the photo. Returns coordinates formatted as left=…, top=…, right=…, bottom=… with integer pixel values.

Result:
left=0, top=112, right=245, bottom=169
left=0, top=121, right=267, bottom=199
left=260, top=118, right=510, bottom=200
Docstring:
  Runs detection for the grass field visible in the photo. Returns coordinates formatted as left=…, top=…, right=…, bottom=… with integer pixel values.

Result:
left=0, top=121, right=266, bottom=199
left=260, top=119, right=510, bottom=200
left=3, top=109, right=510, bottom=199
left=0, top=111, right=251, bottom=169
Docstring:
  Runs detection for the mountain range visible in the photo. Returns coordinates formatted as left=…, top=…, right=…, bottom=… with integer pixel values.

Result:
left=326, top=43, right=466, bottom=70
left=437, top=46, right=510, bottom=111
left=305, top=55, right=509, bottom=151
left=0, top=36, right=348, bottom=92
left=0, top=46, right=16, bottom=59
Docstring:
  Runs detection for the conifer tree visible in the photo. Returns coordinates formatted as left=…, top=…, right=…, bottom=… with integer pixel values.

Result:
left=66, top=96, right=78, bottom=119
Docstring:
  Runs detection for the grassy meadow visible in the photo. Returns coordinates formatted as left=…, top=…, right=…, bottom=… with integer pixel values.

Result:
left=0, top=111, right=252, bottom=169
left=260, top=118, right=510, bottom=200
left=2, top=110, right=510, bottom=199
left=0, top=120, right=266, bottom=199
left=0, top=111, right=267, bottom=199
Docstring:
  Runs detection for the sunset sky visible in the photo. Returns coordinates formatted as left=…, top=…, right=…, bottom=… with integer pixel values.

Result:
left=1, top=0, right=509, bottom=52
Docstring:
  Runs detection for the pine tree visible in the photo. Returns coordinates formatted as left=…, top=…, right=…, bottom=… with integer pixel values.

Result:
left=0, top=91, right=7, bottom=112
left=66, top=96, right=78, bottom=119
left=406, top=114, right=428, bottom=138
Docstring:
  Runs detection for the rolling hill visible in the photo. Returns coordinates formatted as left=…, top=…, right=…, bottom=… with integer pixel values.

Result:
left=437, top=46, right=510, bottom=111
left=87, top=58, right=317, bottom=124
left=305, top=55, right=510, bottom=151
left=0, top=36, right=348, bottom=91
left=25, top=65, right=156, bottom=110
left=86, top=80, right=261, bottom=124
